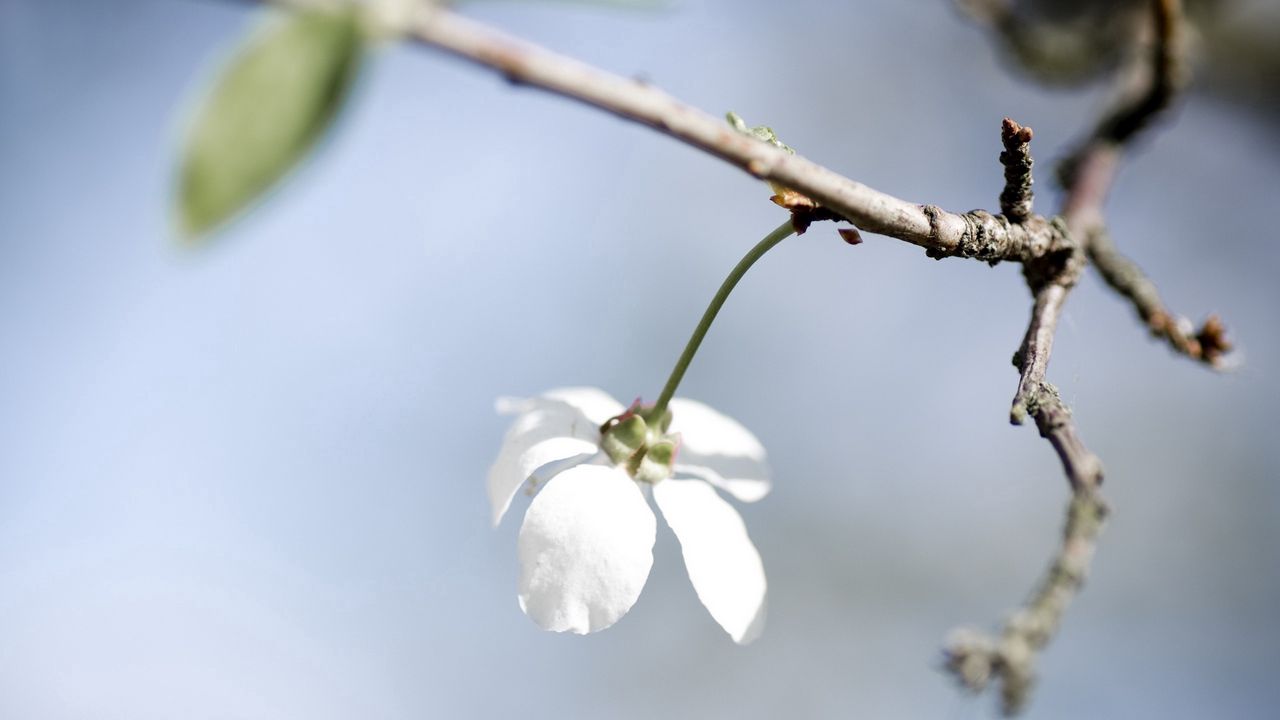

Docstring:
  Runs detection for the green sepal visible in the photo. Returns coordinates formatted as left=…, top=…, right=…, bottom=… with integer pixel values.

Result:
left=635, top=439, right=677, bottom=484
left=601, top=413, right=647, bottom=464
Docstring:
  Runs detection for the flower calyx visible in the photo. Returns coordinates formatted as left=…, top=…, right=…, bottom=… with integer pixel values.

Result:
left=599, top=403, right=678, bottom=484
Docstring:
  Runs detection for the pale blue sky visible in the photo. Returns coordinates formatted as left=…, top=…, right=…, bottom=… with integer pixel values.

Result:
left=2, top=1, right=1278, bottom=718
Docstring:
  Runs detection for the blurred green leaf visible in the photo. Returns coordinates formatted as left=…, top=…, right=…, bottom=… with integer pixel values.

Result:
left=178, top=7, right=365, bottom=242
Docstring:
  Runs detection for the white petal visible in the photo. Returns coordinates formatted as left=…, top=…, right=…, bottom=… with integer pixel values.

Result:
left=487, top=407, right=595, bottom=526
left=652, top=478, right=767, bottom=644
left=541, top=387, right=628, bottom=426
left=488, top=388, right=626, bottom=526
left=498, top=387, right=626, bottom=426
left=667, top=398, right=771, bottom=502
left=518, top=465, right=656, bottom=635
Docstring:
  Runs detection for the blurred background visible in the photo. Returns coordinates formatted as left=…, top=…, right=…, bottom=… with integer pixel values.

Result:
left=2, top=0, right=1278, bottom=717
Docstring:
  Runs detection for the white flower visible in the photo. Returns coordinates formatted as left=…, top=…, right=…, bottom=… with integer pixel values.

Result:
left=487, top=387, right=770, bottom=644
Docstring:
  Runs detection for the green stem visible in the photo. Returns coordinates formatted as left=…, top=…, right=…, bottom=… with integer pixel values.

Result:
left=651, top=219, right=797, bottom=417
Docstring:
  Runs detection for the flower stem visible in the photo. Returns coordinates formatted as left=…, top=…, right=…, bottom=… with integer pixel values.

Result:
left=651, top=219, right=797, bottom=417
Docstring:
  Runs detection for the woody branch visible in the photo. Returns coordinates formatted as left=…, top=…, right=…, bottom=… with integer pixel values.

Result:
left=943, top=1, right=1227, bottom=714
left=250, top=0, right=1227, bottom=713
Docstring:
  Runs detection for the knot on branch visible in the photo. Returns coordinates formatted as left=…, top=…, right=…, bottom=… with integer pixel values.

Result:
left=1009, top=380, right=1060, bottom=426
left=1012, top=380, right=1106, bottom=491
left=927, top=211, right=1071, bottom=265
left=999, top=118, right=1035, bottom=223
left=1020, top=221, right=1081, bottom=291
left=960, top=210, right=1008, bottom=263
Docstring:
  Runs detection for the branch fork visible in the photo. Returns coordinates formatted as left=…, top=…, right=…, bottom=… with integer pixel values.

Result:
left=246, top=0, right=1232, bottom=713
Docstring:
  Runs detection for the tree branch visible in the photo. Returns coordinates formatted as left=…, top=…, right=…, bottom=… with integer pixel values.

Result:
left=944, top=2, right=1204, bottom=713
left=1059, top=0, right=1229, bottom=365
left=393, top=0, right=1208, bottom=712
left=945, top=489, right=1107, bottom=715
left=944, top=111, right=1104, bottom=712
left=1078, top=0, right=1185, bottom=152
left=231, top=0, right=1228, bottom=713
left=1088, top=226, right=1232, bottom=364
left=401, top=5, right=1072, bottom=264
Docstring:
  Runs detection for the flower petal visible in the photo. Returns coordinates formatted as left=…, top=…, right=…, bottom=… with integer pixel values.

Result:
left=518, top=464, right=656, bottom=635
left=488, top=388, right=626, bottom=526
left=652, top=478, right=767, bottom=644
left=667, top=398, right=770, bottom=502
left=487, top=408, right=595, bottom=526
left=497, top=386, right=626, bottom=427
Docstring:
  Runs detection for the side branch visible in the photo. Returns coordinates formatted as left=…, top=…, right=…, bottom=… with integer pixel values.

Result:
left=1010, top=245, right=1103, bottom=563
left=1059, top=0, right=1228, bottom=364
left=1059, top=0, right=1184, bottom=184
left=1009, top=284, right=1066, bottom=427
left=944, top=489, right=1107, bottom=716
left=1086, top=0, right=1185, bottom=151
left=1088, top=227, right=1232, bottom=365
left=405, top=6, right=1068, bottom=264
left=999, top=118, right=1034, bottom=223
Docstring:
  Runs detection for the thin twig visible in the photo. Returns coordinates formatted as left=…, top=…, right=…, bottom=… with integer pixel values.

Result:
left=1082, top=0, right=1185, bottom=151
left=1088, top=226, right=1232, bottom=364
left=945, top=489, right=1107, bottom=715
left=401, top=5, right=1071, bottom=264
left=1057, top=0, right=1229, bottom=365
left=999, top=117, right=1034, bottom=223
left=955, top=0, right=1145, bottom=87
